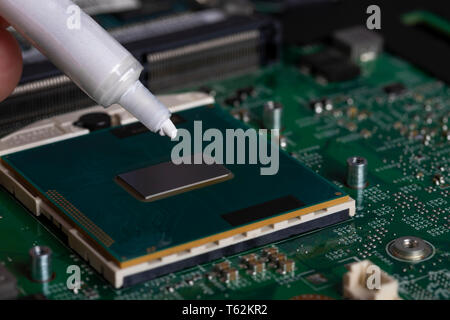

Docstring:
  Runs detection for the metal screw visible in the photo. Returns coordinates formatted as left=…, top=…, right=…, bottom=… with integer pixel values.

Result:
left=29, top=246, right=52, bottom=282
left=346, top=156, right=368, bottom=189
left=387, top=236, right=433, bottom=262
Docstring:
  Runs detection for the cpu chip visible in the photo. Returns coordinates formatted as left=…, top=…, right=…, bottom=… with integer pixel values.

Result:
left=1, top=106, right=354, bottom=288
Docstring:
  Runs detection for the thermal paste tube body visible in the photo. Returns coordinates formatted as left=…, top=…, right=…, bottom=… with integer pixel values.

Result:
left=0, top=0, right=175, bottom=136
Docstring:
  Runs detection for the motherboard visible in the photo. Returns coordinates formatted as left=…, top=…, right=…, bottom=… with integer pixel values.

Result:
left=0, top=1, right=448, bottom=301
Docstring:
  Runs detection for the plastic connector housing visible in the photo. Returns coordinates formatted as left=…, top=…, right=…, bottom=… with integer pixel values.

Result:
left=343, top=260, right=400, bottom=300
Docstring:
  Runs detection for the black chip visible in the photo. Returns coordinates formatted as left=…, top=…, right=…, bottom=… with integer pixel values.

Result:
left=300, top=49, right=360, bottom=82
left=316, top=61, right=360, bottom=82
left=221, top=196, right=304, bottom=227
left=300, top=49, right=345, bottom=73
left=383, top=83, right=406, bottom=95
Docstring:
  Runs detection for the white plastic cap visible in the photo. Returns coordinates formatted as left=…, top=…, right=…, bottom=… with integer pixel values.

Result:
left=159, top=119, right=178, bottom=139
left=119, top=81, right=174, bottom=136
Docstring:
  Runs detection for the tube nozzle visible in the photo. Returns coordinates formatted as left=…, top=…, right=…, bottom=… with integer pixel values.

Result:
left=119, top=81, right=175, bottom=138
left=160, top=119, right=178, bottom=139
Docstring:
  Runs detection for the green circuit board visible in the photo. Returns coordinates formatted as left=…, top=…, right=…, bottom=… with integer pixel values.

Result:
left=0, top=47, right=449, bottom=300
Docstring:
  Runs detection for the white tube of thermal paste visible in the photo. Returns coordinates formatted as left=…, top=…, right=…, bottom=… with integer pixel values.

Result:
left=0, top=0, right=177, bottom=138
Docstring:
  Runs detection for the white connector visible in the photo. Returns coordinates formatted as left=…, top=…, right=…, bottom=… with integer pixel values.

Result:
left=343, top=260, right=400, bottom=300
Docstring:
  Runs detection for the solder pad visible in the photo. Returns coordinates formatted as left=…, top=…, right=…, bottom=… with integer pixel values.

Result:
left=1, top=106, right=354, bottom=286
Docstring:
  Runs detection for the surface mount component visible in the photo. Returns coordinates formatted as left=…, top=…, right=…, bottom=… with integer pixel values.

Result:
left=73, top=113, right=112, bottom=132
left=383, top=83, right=406, bottom=96
left=0, top=106, right=355, bottom=288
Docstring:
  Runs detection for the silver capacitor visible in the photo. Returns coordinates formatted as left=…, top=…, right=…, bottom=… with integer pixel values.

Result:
left=263, top=101, right=283, bottom=131
left=346, top=156, right=368, bottom=189
left=29, top=246, right=52, bottom=282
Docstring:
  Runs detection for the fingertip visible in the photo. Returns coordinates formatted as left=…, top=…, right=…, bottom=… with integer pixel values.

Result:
left=0, top=28, right=23, bottom=102
left=0, top=17, right=9, bottom=29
